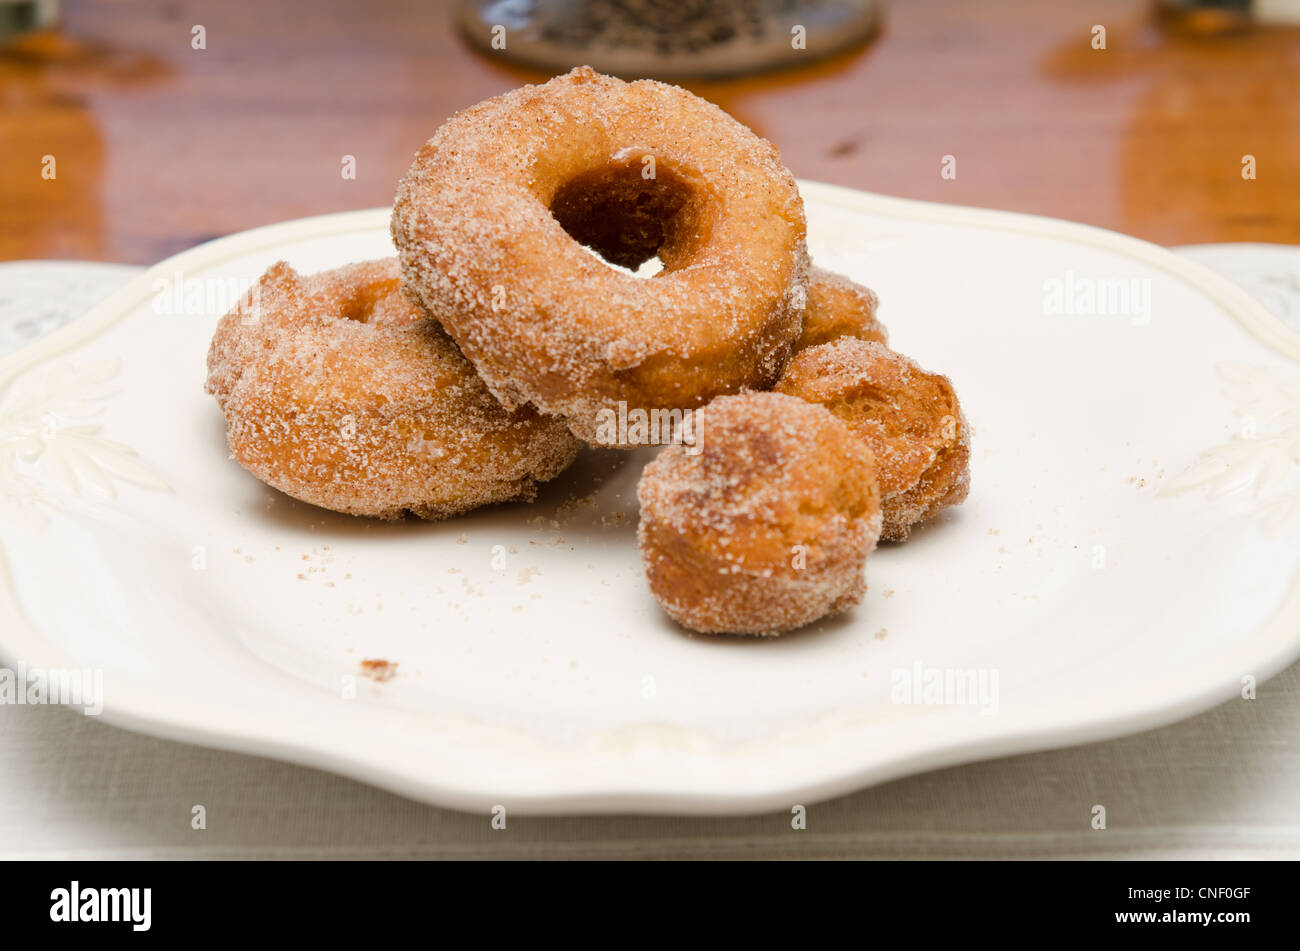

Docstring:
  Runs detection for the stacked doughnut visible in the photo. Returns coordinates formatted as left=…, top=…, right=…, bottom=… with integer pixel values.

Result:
left=206, top=259, right=581, bottom=519
left=207, top=66, right=970, bottom=637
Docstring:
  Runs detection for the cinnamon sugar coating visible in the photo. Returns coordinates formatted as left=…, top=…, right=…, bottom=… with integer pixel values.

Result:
left=637, top=392, right=882, bottom=635
left=391, top=66, right=809, bottom=446
left=794, top=267, right=888, bottom=353
left=205, top=259, right=581, bottom=519
left=775, top=338, right=970, bottom=541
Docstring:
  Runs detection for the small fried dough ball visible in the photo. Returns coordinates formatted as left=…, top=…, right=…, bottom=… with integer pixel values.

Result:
left=793, top=267, right=887, bottom=353
left=636, top=392, right=882, bottom=635
left=775, top=338, right=970, bottom=541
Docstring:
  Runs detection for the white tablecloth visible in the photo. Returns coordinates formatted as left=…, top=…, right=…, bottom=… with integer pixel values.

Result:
left=1, top=248, right=1298, bottom=860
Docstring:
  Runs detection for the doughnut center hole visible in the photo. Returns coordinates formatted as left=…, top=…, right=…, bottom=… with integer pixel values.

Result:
left=580, top=247, right=664, bottom=279
left=337, top=279, right=400, bottom=323
left=549, top=158, right=698, bottom=274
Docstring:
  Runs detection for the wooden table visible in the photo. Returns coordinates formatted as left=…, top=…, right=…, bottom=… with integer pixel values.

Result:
left=3, top=0, right=1298, bottom=264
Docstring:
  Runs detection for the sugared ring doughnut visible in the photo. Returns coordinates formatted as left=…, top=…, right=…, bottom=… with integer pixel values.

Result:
left=775, top=338, right=970, bottom=541
left=794, top=267, right=887, bottom=353
left=391, top=66, right=809, bottom=447
left=205, top=259, right=581, bottom=519
left=637, top=392, right=882, bottom=636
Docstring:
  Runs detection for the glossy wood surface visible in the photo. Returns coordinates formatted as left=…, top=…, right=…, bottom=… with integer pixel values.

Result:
left=2, top=0, right=1297, bottom=263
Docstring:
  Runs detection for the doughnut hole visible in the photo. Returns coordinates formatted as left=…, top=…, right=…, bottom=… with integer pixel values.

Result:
left=548, top=156, right=714, bottom=272
left=636, top=392, right=883, bottom=635
left=775, top=338, right=970, bottom=540
left=793, top=268, right=887, bottom=353
left=303, top=267, right=419, bottom=329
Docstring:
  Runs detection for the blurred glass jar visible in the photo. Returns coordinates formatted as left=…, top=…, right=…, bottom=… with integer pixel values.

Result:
left=456, top=0, right=880, bottom=79
left=0, top=0, right=59, bottom=43
left=1157, top=0, right=1300, bottom=31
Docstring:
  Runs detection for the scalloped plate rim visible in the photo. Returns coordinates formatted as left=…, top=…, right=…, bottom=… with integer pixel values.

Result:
left=0, top=180, right=1297, bottom=816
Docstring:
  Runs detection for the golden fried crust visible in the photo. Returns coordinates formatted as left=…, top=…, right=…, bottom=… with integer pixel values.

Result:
left=204, top=259, right=581, bottom=519
left=636, top=392, right=882, bottom=635
left=775, top=338, right=970, bottom=541
left=391, top=66, right=809, bottom=447
left=794, top=267, right=887, bottom=353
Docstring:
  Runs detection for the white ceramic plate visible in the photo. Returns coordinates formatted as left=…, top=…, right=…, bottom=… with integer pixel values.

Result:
left=2, top=182, right=1298, bottom=815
